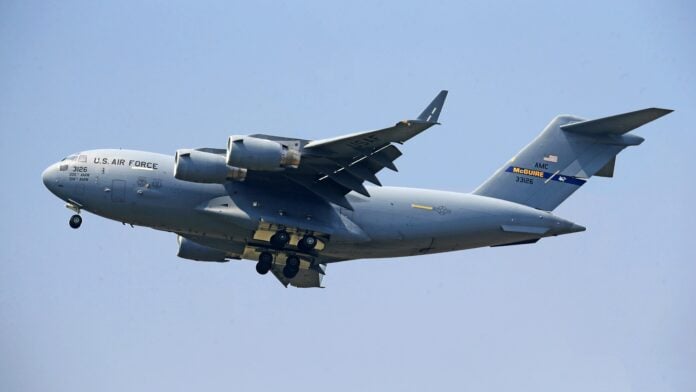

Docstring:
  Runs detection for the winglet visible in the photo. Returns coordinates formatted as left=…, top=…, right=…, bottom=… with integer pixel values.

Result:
left=417, top=90, right=448, bottom=123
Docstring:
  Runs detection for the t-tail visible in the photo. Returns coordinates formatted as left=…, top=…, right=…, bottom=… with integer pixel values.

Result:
left=473, top=108, right=673, bottom=211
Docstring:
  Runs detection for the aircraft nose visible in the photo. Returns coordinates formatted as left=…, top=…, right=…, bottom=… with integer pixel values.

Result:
left=42, top=164, right=58, bottom=191
left=42, top=166, right=51, bottom=188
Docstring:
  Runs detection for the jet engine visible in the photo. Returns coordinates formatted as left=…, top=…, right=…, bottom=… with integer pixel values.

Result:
left=177, top=236, right=228, bottom=262
left=226, top=135, right=301, bottom=171
left=174, top=149, right=247, bottom=184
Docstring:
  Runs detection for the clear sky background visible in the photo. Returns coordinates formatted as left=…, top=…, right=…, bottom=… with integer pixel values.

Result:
left=1, top=1, right=694, bottom=391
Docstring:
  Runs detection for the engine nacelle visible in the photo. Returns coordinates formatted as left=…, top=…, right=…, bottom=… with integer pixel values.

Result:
left=174, top=149, right=247, bottom=184
left=177, top=236, right=228, bottom=262
left=226, top=135, right=301, bottom=171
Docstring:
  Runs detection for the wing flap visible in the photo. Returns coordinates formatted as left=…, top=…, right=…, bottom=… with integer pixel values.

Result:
left=362, top=144, right=402, bottom=171
left=340, top=162, right=382, bottom=186
left=322, top=169, right=370, bottom=197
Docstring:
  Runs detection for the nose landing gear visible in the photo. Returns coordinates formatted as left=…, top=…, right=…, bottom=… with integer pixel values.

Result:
left=69, top=214, right=82, bottom=229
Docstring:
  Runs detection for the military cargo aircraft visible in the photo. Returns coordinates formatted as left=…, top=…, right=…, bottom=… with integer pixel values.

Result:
left=42, top=91, right=671, bottom=287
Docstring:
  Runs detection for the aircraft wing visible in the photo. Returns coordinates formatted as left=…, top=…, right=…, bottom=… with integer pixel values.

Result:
left=250, top=90, right=448, bottom=210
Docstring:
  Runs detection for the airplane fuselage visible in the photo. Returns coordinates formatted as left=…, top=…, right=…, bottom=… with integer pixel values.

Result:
left=42, top=149, right=584, bottom=261
left=39, top=93, right=671, bottom=288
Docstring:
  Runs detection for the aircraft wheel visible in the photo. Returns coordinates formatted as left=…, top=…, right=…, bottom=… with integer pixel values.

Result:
left=256, top=252, right=273, bottom=275
left=270, top=230, right=290, bottom=248
left=283, top=255, right=300, bottom=279
left=297, top=235, right=317, bottom=251
left=69, top=214, right=82, bottom=229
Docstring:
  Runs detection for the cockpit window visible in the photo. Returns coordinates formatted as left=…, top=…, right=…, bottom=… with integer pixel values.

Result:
left=78, top=155, right=87, bottom=163
left=61, top=155, right=78, bottom=162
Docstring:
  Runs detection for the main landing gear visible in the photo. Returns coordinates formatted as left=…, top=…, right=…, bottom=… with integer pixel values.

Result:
left=297, top=235, right=317, bottom=252
left=269, top=230, right=290, bottom=248
left=270, top=229, right=318, bottom=252
left=255, top=252, right=273, bottom=275
left=283, top=255, right=300, bottom=279
left=69, top=214, right=82, bottom=229
left=258, top=229, right=319, bottom=279
left=255, top=252, right=301, bottom=279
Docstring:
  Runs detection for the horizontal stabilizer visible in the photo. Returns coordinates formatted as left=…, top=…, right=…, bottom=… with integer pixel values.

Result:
left=561, top=108, right=672, bottom=135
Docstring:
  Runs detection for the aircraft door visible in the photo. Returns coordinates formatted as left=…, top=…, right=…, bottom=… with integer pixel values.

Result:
left=111, top=180, right=126, bottom=202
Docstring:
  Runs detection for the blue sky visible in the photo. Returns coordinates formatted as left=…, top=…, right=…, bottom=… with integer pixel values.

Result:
left=1, top=1, right=694, bottom=391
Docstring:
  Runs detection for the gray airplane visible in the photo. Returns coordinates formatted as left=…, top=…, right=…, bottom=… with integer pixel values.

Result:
left=42, top=91, right=671, bottom=287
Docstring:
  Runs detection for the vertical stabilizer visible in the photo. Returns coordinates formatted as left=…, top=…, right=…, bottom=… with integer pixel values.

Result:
left=473, top=108, right=672, bottom=211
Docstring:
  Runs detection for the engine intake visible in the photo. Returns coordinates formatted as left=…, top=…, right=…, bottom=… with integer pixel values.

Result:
left=226, top=136, right=301, bottom=171
left=174, top=149, right=247, bottom=184
left=177, top=236, right=228, bottom=262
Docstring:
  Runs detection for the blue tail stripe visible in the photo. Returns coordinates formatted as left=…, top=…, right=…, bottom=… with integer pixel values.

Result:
left=505, top=166, right=586, bottom=186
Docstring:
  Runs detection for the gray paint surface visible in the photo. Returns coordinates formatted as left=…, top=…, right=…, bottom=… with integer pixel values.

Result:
left=4, top=2, right=695, bottom=391
left=41, top=101, right=666, bottom=288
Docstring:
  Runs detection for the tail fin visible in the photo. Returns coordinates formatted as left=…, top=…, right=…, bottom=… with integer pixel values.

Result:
left=473, top=108, right=672, bottom=211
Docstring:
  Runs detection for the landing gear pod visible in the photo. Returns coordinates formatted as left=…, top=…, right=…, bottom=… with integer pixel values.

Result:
left=176, top=236, right=228, bottom=262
